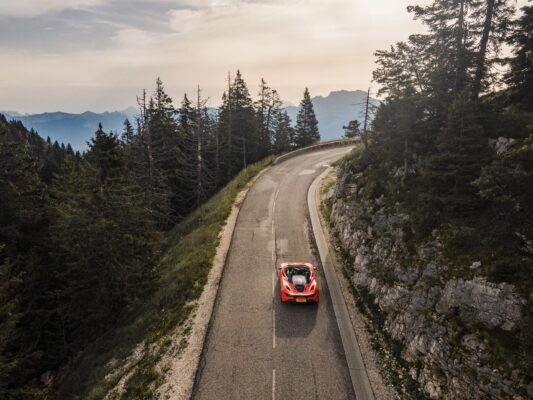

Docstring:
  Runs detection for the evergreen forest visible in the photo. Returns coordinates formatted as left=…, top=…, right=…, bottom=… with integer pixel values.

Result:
left=0, top=72, right=320, bottom=398
left=342, top=0, right=532, bottom=388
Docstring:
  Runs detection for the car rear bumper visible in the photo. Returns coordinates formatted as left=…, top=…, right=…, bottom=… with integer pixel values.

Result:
left=281, top=290, right=319, bottom=303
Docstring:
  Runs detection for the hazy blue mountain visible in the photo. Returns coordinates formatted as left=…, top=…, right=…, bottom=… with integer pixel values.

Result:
left=285, top=90, right=380, bottom=141
left=3, top=90, right=379, bottom=150
left=2, top=107, right=138, bottom=151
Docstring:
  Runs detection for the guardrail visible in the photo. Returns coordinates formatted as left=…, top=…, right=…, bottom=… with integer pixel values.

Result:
left=272, top=138, right=359, bottom=165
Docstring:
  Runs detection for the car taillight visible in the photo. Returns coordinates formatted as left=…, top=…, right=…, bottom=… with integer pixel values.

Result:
left=284, top=284, right=291, bottom=291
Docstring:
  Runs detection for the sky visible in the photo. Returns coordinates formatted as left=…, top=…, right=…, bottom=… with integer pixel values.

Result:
left=0, top=0, right=528, bottom=114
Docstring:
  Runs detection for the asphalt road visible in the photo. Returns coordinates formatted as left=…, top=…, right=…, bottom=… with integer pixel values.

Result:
left=193, top=147, right=356, bottom=400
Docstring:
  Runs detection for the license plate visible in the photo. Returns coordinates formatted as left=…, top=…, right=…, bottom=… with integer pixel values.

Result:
left=296, top=298, right=307, bottom=303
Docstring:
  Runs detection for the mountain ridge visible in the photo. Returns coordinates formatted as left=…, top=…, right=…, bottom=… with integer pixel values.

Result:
left=285, top=89, right=379, bottom=141
left=3, top=90, right=379, bottom=150
left=2, top=108, right=138, bottom=151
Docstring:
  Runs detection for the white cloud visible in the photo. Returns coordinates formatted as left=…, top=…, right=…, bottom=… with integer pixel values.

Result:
left=1, top=0, right=528, bottom=113
left=0, top=0, right=430, bottom=111
left=0, top=0, right=105, bottom=17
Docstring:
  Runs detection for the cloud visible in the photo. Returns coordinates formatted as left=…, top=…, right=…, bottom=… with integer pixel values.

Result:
left=3, top=0, right=526, bottom=113
left=0, top=0, right=429, bottom=112
left=0, top=0, right=105, bottom=18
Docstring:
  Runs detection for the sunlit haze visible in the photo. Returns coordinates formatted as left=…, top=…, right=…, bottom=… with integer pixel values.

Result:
left=0, top=0, right=527, bottom=113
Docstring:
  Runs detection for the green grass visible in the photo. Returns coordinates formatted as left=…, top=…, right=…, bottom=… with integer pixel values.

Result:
left=55, top=157, right=273, bottom=400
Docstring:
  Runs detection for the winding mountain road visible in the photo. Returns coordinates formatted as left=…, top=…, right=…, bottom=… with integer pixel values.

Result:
left=193, top=147, right=361, bottom=400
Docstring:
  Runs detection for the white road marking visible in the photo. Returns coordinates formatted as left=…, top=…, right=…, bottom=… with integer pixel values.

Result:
left=272, top=270, right=275, bottom=297
left=271, top=220, right=275, bottom=261
left=299, top=169, right=316, bottom=175
left=272, top=308, right=276, bottom=349
left=272, top=369, right=276, bottom=400
left=272, top=186, right=279, bottom=215
left=272, top=271, right=276, bottom=350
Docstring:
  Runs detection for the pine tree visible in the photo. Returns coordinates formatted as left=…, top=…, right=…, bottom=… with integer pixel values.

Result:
left=470, top=0, right=515, bottom=99
left=505, top=5, right=533, bottom=109
left=86, top=123, right=124, bottom=183
left=255, top=79, right=282, bottom=157
left=218, top=70, right=258, bottom=180
left=272, top=110, right=294, bottom=154
left=294, top=88, right=320, bottom=148
left=191, top=88, right=215, bottom=206
left=0, top=127, right=47, bottom=398
left=49, top=131, right=159, bottom=350
left=127, top=87, right=174, bottom=227
left=419, top=97, right=492, bottom=227
left=231, top=70, right=258, bottom=169
left=407, top=0, right=477, bottom=97
left=0, top=245, right=21, bottom=398
left=146, top=78, right=183, bottom=223
left=342, top=120, right=361, bottom=138
left=406, top=0, right=515, bottom=101
left=217, top=91, right=231, bottom=184
left=121, top=118, right=134, bottom=145
left=177, top=88, right=215, bottom=211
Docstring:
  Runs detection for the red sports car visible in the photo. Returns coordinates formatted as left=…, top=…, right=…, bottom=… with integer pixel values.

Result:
left=278, top=262, right=319, bottom=303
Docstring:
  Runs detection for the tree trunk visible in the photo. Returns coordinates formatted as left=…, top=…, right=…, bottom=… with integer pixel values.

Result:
left=472, top=0, right=495, bottom=99
left=455, top=0, right=467, bottom=93
left=362, top=87, right=370, bottom=149
left=196, top=85, right=203, bottom=206
left=227, top=72, right=232, bottom=180
left=401, top=136, right=408, bottom=188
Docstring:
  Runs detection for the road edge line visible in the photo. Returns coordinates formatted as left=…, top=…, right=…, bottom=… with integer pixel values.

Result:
left=308, top=167, right=375, bottom=400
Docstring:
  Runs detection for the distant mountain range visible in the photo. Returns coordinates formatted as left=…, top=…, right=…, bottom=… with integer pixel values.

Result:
left=2, top=90, right=379, bottom=151
left=2, top=107, right=138, bottom=151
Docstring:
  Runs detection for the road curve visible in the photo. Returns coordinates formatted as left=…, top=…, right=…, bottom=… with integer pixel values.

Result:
left=193, top=147, right=355, bottom=400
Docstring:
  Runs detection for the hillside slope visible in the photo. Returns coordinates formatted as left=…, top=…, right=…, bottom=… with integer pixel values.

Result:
left=326, top=133, right=533, bottom=399
left=54, top=157, right=272, bottom=399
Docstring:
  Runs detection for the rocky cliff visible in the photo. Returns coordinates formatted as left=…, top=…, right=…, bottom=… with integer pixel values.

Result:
left=328, top=161, right=532, bottom=399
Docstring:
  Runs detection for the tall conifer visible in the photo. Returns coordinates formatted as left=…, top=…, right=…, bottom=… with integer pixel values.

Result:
left=294, top=88, right=320, bottom=148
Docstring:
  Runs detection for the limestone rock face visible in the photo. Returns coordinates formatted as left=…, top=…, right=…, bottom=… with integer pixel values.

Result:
left=488, top=136, right=516, bottom=154
left=330, top=165, right=531, bottom=400
left=435, top=277, right=524, bottom=331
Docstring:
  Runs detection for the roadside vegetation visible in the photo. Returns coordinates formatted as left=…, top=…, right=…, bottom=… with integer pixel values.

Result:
left=327, top=1, right=532, bottom=396
left=72, top=156, right=272, bottom=400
